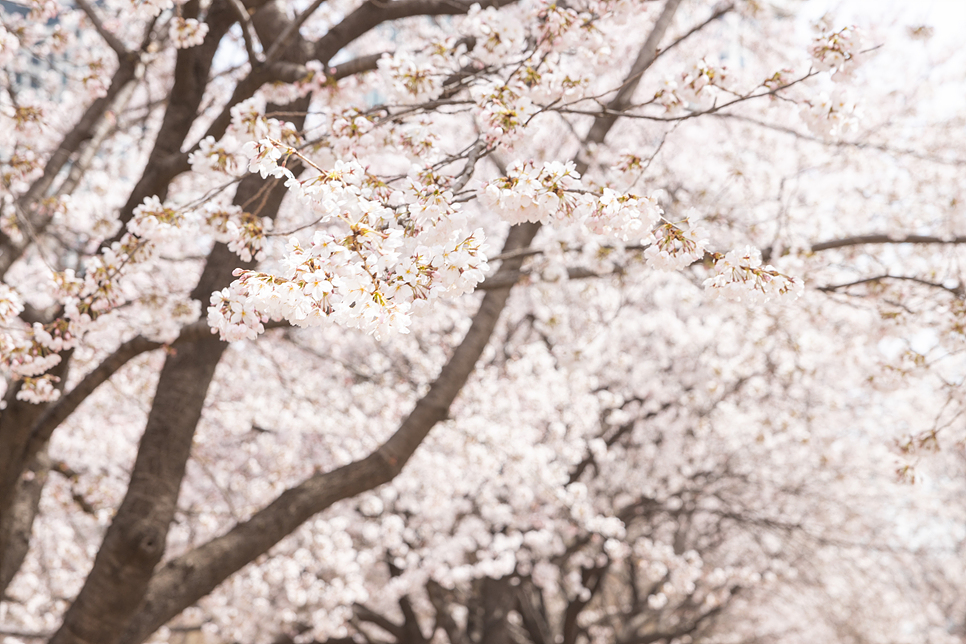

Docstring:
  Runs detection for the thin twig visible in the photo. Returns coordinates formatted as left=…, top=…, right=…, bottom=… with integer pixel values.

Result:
left=450, top=140, right=486, bottom=193
left=264, top=0, right=327, bottom=66
left=227, top=0, right=263, bottom=64
left=74, top=0, right=129, bottom=57
left=819, top=274, right=964, bottom=298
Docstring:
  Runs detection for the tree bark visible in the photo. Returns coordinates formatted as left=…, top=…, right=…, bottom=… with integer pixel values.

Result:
left=47, top=102, right=306, bottom=644
left=481, top=578, right=516, bottom=644
left=112, top=0, right=236, bottom=234
left=0, top=451, right=50, bottom=595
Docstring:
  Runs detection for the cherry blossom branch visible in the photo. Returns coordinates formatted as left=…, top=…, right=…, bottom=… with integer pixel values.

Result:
left=16, top=315, right=290, bottom=496
left=568, top=400, right=671, bottom=484
left=450, top=140, right=486, bottom=193
left=20, top=337, right=159, bottom=471
left=653, top=2, right=734, bottom=65
left=263, top=0, right=326, bottom=65
left=560, top=0, right=731, bottom=118
left=564, top=71, right=818, bottom=125
left=712, top=113, right=966, bottom=167
left=810, top=233, right=966, bottom=253
left=562, top=563, right=609, bottom=644
left=56, top=61, right=147, bottom=197
left=313, top=0, right=518, bottom=65
left=819, top=274, right=964, bottom=298
left=0, top=22, right=155, bottom=279
left=583, top=0, right=684, bottom=145
left=762, top=233, right=966, bottom=261
left=427, top=581, right=470, bottom=644
left=515, top=580, right=552, bottom=644
left=618, top=602, right=729, bottom=644
left=74, top=0, right=129, bottom=57
left=111, top=6, right=688, bottom=639
left=328, top=52, right=386, bottom=79
left=228, top=0, right=263, bottom=64
left=109, top=0, right=240, bottom=237
left=114, top=222, right=542, bottom=644
left=352, top=603, right=405, bottom=639
left=0, top=364, right=75, bottom=598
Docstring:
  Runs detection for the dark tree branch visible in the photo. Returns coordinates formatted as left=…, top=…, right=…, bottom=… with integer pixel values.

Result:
left=263, top=0, right=326, bottom=65
left=426, top=580, right=468, bottom=644
left=562, top=565, right=609, bottom=644
left=228, top=0, right=264, bottom=64
left=48, top=6, right=311, bottom=631
left=0, top=451, right=50, bottom=595
left=762, top=233, right=966, bottom=262
left=582, top=0, right=684, bottom=147
left=481, top=577, right=515, bottom=644
left=329, top=53, right=385, bottom=79
left=620, top=601, right=729, bottom=644
left=0, top=353, right=72, bottom=537
left=819, top=274, right=964, bottom=298
left=568, top=401, right=672, bottom=484
left=398, top=594, right=429, bottom=644
left=810, top=234, right=966, bottom=254
left=353, top=603, right=404, bottom=640
left=313, top=0, right=517, bottom=65
left=110, top=0, right=237, bottom=238
left=515, top=580, right=551, bottom=644
left=653, top=3, right=733, bottom=66
left=74, top=0, right=129, bottom=57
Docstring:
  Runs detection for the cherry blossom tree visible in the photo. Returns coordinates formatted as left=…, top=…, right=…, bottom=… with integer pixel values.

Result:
left=2, top=0, right=966, bottom=643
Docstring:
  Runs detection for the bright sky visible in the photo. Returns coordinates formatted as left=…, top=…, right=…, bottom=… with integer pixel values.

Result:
left=797, top=0, right=966, bottom=121
left=802, top=0, right=966, bottom=39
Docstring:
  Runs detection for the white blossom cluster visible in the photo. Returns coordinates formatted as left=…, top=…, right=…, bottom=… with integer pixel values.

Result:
left=0, top=310, right=68, bottom=403
left=481, top=160, right=583, bottom=224
left=656, top=57, right=728, bottom=113
left=207, top=145, right=488, bottom=341
left=128, top=195, right=187, bottom=239
left=206, top=202, right=274, bottom=263
left=643, top=217, right=710, bottom=271
left=135, top=0, right=175, bottom=19
left=229, top=96, right=303, bottom=149
left=704, top=245, right=804, bottom=304
left=0, top=282, right=24, bottom=323
left=471, top=81, right=538, bottom=146
left=0, top=23, right=20, bottom=68
left=480, top=160, right=661, bottom=240
left=532, top=0, right=598, bottom=52
left=0, top=194, right=210, bottom=403
left=377, top=51, right=446, bottom=105
left=461, top=3, right=527, bottom=65
left=169, top=17, right=208, bottom=49
left=799, top=90, right=860, bottom=138
left=187, top=134, right=245, bottom=177
left=810, top=25, right=867, bottom=79
left=14, top=373, right=61, bottom=403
